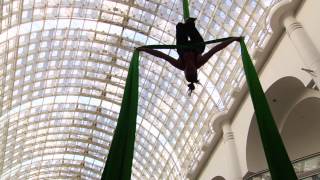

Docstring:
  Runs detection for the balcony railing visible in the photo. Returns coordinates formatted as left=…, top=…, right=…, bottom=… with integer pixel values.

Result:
left=246, top=152, right=320, bottom=180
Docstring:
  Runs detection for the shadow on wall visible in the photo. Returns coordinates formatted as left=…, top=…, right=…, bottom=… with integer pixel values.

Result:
left=245, top=76, right=320, bottom=172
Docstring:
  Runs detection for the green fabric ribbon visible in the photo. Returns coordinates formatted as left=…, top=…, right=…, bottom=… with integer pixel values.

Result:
left=139, top=37, right=232, bottom=49
left=182, top=0, right=190, bottom=21
left=101, top=39, right=297, bottom=180
left=239, top=40, right=297, bottom=180
left=101, top=51, right=139, bottom=180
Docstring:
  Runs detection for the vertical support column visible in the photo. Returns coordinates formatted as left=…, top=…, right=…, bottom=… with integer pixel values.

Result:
left=221, top=122, right=242, bottom=180
left=283, top=15, right=320, bottom=87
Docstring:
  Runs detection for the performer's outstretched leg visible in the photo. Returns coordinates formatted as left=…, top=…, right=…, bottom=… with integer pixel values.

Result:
left=176, top=22, right=189, bottom=57
left=185, top=19, right=205, bottom=54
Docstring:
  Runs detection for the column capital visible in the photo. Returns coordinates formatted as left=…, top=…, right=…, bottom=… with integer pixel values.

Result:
left=268, top=0, right=302, bottom=32
left=210, top=111, right=228, bottom=132
left=283, top=16, right=303, bottom=36
left=223, top=131, right=235, bottom=142
left=221, top=121, right=235, bottom=142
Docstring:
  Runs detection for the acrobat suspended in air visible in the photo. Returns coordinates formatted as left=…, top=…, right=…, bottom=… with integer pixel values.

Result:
left=138, top=18, right=242, bottom=95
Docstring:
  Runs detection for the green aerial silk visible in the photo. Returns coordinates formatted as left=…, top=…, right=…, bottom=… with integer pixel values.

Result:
left=239, top=40, right=297, bottom=180
left=101, top=39, right=297, bottom=180
left=102, top=0, right=296, bottom=179
left=101, top=51, right=139, bottom=180
left=182, top=0, right=190, bottom=21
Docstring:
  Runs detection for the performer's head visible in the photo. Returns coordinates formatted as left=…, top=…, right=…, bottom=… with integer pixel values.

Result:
left=184, top=66, right=199, bottom=96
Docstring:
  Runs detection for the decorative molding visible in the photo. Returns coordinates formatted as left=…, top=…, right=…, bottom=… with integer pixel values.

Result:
left=223, top=131, right=235, bottom=142
left=268, top=0, right=302, bottom=32
left=285, top=20, right=303, bottom=35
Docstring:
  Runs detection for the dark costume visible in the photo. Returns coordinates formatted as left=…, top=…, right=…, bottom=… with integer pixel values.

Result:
left=176, top=20, right=205, bottom=58
left=176, top=20, right=205, bottom=95
left=137, top=18, right=241, bottom=96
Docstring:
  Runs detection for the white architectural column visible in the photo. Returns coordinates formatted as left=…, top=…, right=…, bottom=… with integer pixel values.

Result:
left=269, top=0, right=320, bottom=87
left=283, top=15, right=320, bottom=87
left=221, top=122, right=242, bottom=180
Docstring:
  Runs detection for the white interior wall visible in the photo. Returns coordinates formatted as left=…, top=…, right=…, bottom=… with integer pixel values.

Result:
left=282, top=97, right=320, bottom=160
left=197, top=140, right=230, bottom=180
left=198, top=0, right=320, bottom=179
left=296, top=0, right=320, bottom=52
left=245, top=78, right=315, bottom=172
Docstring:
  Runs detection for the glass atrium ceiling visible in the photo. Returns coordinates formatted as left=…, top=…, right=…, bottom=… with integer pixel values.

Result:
left=0, top=0, right=279, bottom=179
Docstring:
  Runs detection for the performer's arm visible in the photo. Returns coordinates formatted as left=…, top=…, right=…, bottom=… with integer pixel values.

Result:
left=137, top=47, right=183, bottom=70
left=197, top=37, right=242, bottom=68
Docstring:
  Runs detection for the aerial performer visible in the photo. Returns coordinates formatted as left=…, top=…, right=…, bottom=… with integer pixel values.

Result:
left=138, top=18, right=242, bottom=95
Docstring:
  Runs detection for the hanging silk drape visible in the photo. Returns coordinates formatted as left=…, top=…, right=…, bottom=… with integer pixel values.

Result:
left=101, top=38, right=297, bottom=180
left=239, top=40, right=297, bottom=180
left=101, top=51, right=139, bottom=180
left=182, top=0, right=190, bottom=21
left=102, top=0, right=296, bottom=179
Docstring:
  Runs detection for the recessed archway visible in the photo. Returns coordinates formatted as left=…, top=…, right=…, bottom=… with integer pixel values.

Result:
left=211, top=175, right=226, bottom=180
left=281, top=97, right=320, bottom=160
left=246, top=76, right=308, bottom=172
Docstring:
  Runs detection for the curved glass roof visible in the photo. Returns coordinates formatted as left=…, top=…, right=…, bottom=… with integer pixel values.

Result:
left=0, top=0, right=279, bottom=179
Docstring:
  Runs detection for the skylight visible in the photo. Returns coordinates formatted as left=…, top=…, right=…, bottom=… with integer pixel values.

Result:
left=0, top=0, right=279, bottom=179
